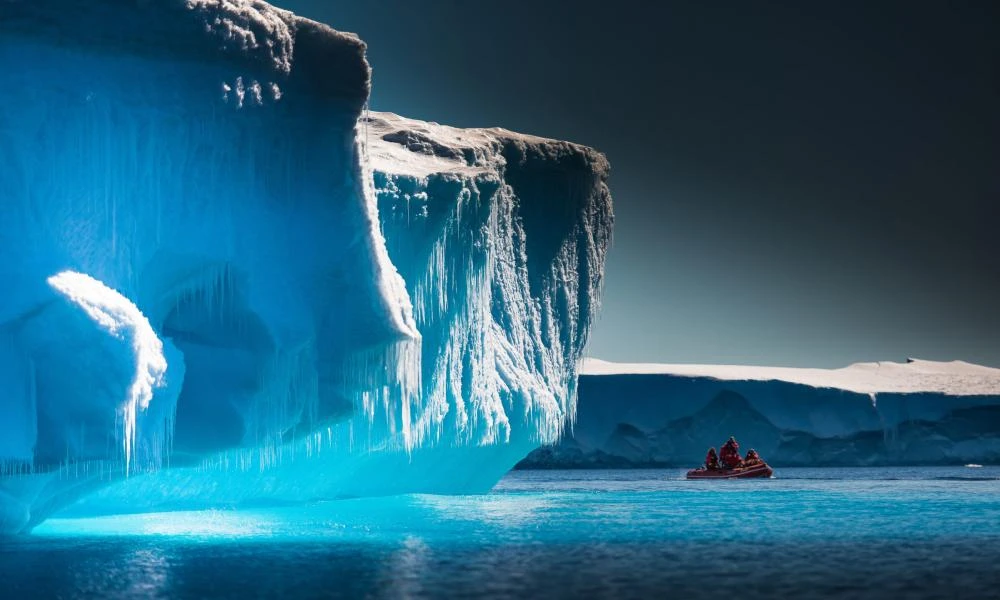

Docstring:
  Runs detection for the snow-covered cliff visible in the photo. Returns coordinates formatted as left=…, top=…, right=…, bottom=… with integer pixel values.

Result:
left=519, top=359, right=1000, bottom=469
left=0, top=1, right=612, bottom=533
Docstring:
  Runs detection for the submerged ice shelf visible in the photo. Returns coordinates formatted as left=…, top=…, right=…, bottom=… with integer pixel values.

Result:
left=520, top=359, right=1000, bottom=469
left=0, top=1, right=612, bottom=533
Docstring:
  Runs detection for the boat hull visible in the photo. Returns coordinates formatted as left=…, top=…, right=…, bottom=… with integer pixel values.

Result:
left=686, top=462, right=773, bottom=479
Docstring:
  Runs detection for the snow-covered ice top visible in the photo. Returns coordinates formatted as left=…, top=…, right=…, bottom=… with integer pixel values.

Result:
left=366, top=112, right=610, bottom=180
left=580, top=358, right=1000, bottom=396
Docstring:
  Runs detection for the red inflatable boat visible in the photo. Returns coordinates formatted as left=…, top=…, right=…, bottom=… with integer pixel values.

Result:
left=686, top=461, right=774, bottom=479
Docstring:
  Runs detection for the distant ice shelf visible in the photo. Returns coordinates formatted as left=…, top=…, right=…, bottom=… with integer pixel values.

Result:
left=580, top=357, right=1000, bottom=396
left=0, top=0, right=612, bottom=533
left=519, top=359, right=1000, bottom=469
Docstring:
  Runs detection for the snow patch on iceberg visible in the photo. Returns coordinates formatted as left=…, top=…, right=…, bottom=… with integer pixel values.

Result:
left=46, top=271, right=169, bottom=473
left=184, top=0, right=295, bottom=73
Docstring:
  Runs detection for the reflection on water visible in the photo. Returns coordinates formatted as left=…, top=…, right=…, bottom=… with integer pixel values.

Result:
left=379, top=536, right=429, bottom=599
left=417, top=491, right=555, bottom=528
left=2, top=467, right=1000, bottom=599
left=116, top=549, right=171, bottom=597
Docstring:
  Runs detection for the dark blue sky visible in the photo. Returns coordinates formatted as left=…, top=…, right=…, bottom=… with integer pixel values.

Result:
left=277, top=0, right=999, bottom=367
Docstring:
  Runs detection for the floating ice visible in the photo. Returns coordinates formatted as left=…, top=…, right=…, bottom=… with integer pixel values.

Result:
left=0, top=1, right=613, bottom=532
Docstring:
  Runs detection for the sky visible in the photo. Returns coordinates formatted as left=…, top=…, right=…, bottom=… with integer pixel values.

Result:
left=276, top=0, right=999, bottom=368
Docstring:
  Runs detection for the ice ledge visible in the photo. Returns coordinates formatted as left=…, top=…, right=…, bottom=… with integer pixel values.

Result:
left=366, top=112, right=610, bottom=180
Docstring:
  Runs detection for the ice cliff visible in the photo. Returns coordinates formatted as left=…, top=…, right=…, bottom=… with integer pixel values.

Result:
left=519, top=359, right=1000, bottom=469
left=0, top=1, right=612, bottom=533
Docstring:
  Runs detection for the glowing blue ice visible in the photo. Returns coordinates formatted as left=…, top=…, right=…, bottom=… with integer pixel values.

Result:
left=0, top=1, right=612, bottom=533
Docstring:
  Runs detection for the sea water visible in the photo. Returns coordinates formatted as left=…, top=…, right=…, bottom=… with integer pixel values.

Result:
left=3, top=467, right=1000, bottom=599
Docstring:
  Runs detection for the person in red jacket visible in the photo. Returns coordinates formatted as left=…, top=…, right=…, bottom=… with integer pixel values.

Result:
left=705, top=447, right=720, bottom=470
left=720, top=436, right=742, bottom=469
left=744, top=448, right=760, bottom=466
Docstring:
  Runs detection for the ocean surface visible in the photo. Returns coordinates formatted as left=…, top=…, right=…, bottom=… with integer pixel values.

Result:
left=3, top=467, right=1000, bottom=599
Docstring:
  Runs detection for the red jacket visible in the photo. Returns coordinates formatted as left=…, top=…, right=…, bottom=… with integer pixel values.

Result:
left=720, top=440, right=742, bottom=467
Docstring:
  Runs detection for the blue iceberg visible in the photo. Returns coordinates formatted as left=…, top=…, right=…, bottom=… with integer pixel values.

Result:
left=0, top=0, right=613, bottom=533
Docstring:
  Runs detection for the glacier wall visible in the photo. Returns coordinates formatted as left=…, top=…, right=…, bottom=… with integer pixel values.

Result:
left=370, top=113, right=612, bottom=451
left=519, top=363, right=1000, bottom=469
left=0, top=1, right=612, bottom=532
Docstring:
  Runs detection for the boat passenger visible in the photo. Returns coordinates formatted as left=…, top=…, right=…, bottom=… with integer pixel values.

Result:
left=744, top=449, right=760, bottom=466
left=720, top=436, right=742, bottom=469
left=705, top=447, right=720, bottom=470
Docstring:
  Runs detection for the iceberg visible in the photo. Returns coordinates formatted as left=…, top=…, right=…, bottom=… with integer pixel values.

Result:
left=519, top=358, right=1000, bottom=468
left=0, top=1, right=612, bottom=533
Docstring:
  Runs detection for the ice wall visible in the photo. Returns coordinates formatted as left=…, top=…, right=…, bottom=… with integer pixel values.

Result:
left=370, top=113, right=612, bottom=447
left=53, top=112, right=613, bottom=521
left=0, top=0, right=415, bottom=532
left=0, top=1, right=612, bottom=532
left=519, top=360, right=1000, bottom=468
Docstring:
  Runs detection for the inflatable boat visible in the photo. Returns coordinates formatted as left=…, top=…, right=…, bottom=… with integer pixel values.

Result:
left=686, top=461, right=773, bottom=479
